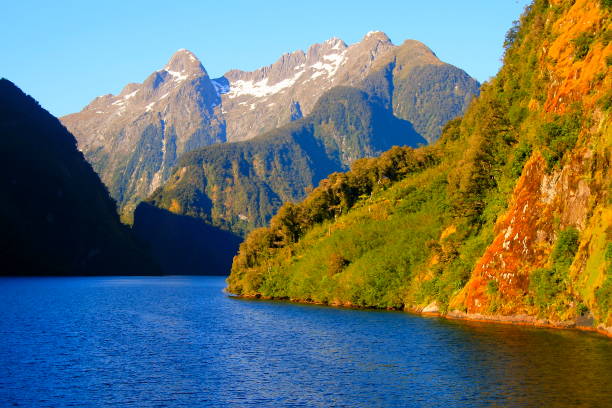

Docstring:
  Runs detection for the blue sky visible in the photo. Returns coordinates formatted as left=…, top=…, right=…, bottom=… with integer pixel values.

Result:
left=1, top=0, right=531, bottom=117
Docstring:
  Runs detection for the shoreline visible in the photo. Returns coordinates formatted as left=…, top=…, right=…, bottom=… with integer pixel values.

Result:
left=419, top=309, right=612, bottom=339
left=228, top=292, right=612, bottom=339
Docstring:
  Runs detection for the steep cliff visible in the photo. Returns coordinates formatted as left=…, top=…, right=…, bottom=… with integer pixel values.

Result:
left=452, top=0, right=611, bottom=328
left=227, top=0, right=611, bottom=335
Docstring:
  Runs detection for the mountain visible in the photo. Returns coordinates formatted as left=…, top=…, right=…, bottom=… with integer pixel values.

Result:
left=61, top=49, right=225, bottom=218
left=61, top=33, right=479, bottom=217
left=139, top=86, right=426, bottom=236
left=219, top=32, right=475, bottom=143
left=0, top=79, right=159, bottom=276
left=226, top=0, right=612, bottom=335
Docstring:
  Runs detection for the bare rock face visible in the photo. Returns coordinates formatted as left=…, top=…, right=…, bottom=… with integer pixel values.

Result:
left=61, top=33, right=479, bottom=214
left=61, top=49, right=225, bottom=215
left=219, top=33, right=398, bottom=142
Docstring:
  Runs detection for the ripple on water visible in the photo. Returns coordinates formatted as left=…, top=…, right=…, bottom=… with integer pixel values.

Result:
left=0, top=276, right=611, bottom=407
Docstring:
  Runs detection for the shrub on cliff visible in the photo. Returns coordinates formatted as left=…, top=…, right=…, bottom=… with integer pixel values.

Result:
left=529, top=228, right=580, bottom=309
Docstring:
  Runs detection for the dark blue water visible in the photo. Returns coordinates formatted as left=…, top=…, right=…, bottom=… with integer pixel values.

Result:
left=1, top=276, right=611, bottom=407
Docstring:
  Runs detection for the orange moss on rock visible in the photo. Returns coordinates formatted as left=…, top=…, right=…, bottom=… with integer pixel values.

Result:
left=543, top=0, right=611, bottom=113
left=440, top=224, right=457, bottom=240
left=168, top=198, right=182, bottom=214
left=452, top=146, right=597, bottom=315
left=451, top=0, right=610, bottom=317
left=453, top=153, right=554, bottom=313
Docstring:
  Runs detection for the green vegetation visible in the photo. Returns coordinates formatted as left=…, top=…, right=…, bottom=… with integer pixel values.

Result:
left=226, top=81, right=538, bottom=304
left=389, top=64, right=480, bottom=143
left=598, top=88, right=612, bottom=111
left=595, top=243, right=612, bottom=317
left=529, top=228, right=580, bottom=310
left=145, top=87, right=426, bottom=236
left=231, top=160, right=446, bottom=309
left=538, top=111, right=582, bottom=168
left=572, top=32, right=595, bottom=60
left=226, top=107, right=511, bottom=308
left=227, top=0, right=611, bottom=325
left=511, top=141, right=533, bottom=178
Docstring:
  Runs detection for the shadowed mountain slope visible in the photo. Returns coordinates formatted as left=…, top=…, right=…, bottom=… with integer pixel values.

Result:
left=0, top=79, right=159, bottom=276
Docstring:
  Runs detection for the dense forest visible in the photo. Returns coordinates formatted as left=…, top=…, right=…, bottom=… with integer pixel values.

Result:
left=0, top=79, right=158, bottom=275
left=227, top=0, right=612, bottom=333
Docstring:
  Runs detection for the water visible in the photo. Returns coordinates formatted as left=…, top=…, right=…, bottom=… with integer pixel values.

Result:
left=0, top=276, right=611, bottom=407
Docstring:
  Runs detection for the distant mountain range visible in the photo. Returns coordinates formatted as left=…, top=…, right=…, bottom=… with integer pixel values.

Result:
left=61, top=32, right=480, bottom=219
left=140, top=86, right=426, bottom=235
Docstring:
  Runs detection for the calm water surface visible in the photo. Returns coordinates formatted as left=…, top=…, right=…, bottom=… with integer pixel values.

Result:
left=1, top=276, right=611, bottom=407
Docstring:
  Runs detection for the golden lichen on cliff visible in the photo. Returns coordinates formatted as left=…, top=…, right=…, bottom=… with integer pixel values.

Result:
left=544, top=0, right=611, bottom=113
left=450, top=0, right=610, bottom=327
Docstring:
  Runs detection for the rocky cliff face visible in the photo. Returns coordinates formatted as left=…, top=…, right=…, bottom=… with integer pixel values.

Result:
left=452, top=0, right=611, bottom=330
left=61, top=33, right=479, bottom=216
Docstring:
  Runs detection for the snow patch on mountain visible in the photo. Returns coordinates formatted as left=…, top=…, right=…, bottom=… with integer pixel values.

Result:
left=226, top=47, right=349, bottom=99
left=124, top=89, right=139, bottom=100
left=309, top=70, right=325, bottom=81
left=165, top=69, right=189, bottom=83
left=310, top=51, right=346, bottom=78
left=227, top=69, right=305, bottom=99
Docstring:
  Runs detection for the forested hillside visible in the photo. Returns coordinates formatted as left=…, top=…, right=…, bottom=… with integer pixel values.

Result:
left=142, top=86, right=426, bottom=235
left=227, top=0, right=612, bottom=335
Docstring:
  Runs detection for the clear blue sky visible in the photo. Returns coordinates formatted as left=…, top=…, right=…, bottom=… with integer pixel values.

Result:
left=1, top=0, right=531, bottom=117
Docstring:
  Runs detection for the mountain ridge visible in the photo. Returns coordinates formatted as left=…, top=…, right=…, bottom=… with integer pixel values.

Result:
left=60, top=32, right=479, bottom=217
left=141, top=85, right=426, bottom=236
